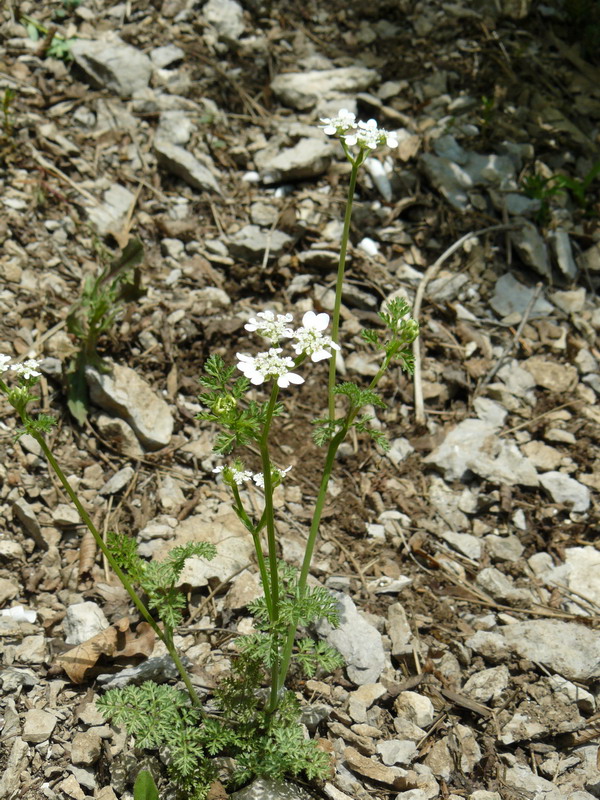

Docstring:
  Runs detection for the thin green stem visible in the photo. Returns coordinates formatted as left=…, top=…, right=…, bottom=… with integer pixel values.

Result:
left=328, top=157, right=360, bottom=421
left=27, top=426, right=203, bottom=709
left=231, top=485, right=272, bottom=616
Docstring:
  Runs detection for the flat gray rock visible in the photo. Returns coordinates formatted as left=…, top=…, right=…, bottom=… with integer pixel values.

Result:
left=86, top=362, right=174, bottom=451
left=88, top=184, right=136, bottom=236
left=154, top=138, right=221, bottom=194
left=203, top=0, right=245, bottom=40
left=490, top=273, right=553, bottom=319
left=424, top=419, right=539, bottom=486
left=258, top=138, right=336, bottom=184
left=316, top=592, right=385, bottom=685
left=70, top=38, right=152, bottom=97
left=502, top=620, right=600, bottom=681
left=271, top=67, right=377, bottom=110
left=228, top=224, right=292, bottom=261
left=509, top=223, right=551, bottom=278
left=539, top=471, right=590, bottom=512
left=230, top=778, right=314, bottom=800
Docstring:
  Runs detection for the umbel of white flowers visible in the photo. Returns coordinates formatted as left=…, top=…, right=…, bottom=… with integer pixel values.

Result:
left=0, top=355, right=42, bottom=379
left=236, top=310, right=340, bottom=389
left=319, top=109, right=398, bottom=150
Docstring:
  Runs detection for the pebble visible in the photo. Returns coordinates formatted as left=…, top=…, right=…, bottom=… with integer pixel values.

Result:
left=230, top=778, right=313, bottom=800
left=377, top=739, right=418, bottom=766
left=462, top=665, right=509, bottom=703
left=94, top=413, right=145, bottom=458
left=394, top=692, right=434, bottom=729
left=63, top=602, right=110, bottom=646
left=71, top=731, right=102, bottom=765
left=227, top=224, right=292, bottom=261
left=153, top=138, right=221, bottom=194
left=316, top=592, right=386, bottom=686
left=52, top=504, right=81, bottom=527
left=22, top=708, right=57, bottom=743
left=439, top=530, right=481, bottom=561
left=203, top=0, right=245, bottom=40
left=271, top=67, right=377, bottom=110
left=258, top=138, right=335, bottom=184
left=490, top=273, right=553, bottom=319
left=86, top=362, right=174, bottom=451
left=476, top=566, right=532, bottom=605
left=99, top=466, right=135, bottom=496
left=70, top=38, right=152, bottom=97
left=522, top=356, right=578, bottom=393
left=483, top=534, right=524, bottom=562
left=538, top=471, right=590, bottom=512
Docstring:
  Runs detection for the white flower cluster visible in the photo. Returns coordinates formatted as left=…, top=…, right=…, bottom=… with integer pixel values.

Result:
left=0, top=355, right=41, bottom=379
left=320, top=109, right=398, bottom=151
left=237, top=310, right=339, bottom=389
left=213, top=464, right=292, bottom=490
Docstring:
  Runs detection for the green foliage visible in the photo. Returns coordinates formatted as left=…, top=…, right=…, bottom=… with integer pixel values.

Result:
left=107, top=533, right=216, bottom=631
left=66, top=238, right=145, bottom=424
left=133, top=770, right=159, bottom=800
left=21, top=14, right=76, bottom=61
left=197, top=354, right=283, bottom=454
left=522, top=160, right=600, bottom=223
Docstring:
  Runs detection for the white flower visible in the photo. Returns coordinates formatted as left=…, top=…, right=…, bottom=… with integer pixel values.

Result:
left=277, top=465, right=293, bottom=479
left=343, top=118, right=398, bottom=151
left=236, top=349, right=304, bottom=388
left=252, top=472, right=265, bottom=489
left=244, top=310, right=294, bottom=343
left=213, top=464, right=253, bottom=486
left=0, top=354, right=11, bottom=374
left=291, top=311, right=341, bottom=362
left=319, top=108, right=357, bottom=136
left=11, top=359, right=41, bottom=379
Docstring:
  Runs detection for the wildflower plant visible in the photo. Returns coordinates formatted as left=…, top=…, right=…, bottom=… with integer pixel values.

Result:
left=0, top=110, right=419, bottom=799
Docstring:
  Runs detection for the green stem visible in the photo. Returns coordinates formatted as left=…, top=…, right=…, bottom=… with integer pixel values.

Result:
left=231, top=486, right=272, bottom=616
left=28, top=428, right=203, bottom=709
left=328, top=151, right=364, bottom=421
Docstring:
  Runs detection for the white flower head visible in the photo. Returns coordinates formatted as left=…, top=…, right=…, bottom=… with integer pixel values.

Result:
left=319, top=108, right=357, bottom=136
left=244, top=310, right=294, bottom=343
left=236, top=348, right=304, bottom=389
left=292, top=311, right=341, bottom=362
left=11, top=359, right=41, bottom=379
left=344, top=118, right=398, bottom=151
left=0, top=354, right=11, bottom=374
left=252, top=472, right=264, bottom=489
left=213, top=464, right=253, bottom=486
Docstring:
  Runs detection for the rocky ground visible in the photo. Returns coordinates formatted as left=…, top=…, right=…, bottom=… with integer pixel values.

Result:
left=1, top=0, right=600, bottom=799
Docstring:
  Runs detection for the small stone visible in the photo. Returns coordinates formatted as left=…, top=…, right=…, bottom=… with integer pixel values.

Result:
left=203, top=0, right=245, bottom=39
left=462, top=665, right=510, bottom=703
left=70, top=38, right=152, bottom=97
left=12, top=497, right=47, bottom=549
left=56, top=774, right=86, bottom=800
left=439, top=531, right=481, bottom=561
left=229, top=778, right=314, bottom=800
left=476, top=566, right=531, bottom=605
left=522, top=357, right=578, bottom=393
left=71, top=731, right=102, bottom=765
left=316, top=592, right=385, bottom=685
left=22, top=708, right=57, bottom=743
left=99, top=466, right=135, bottom=495
left=63, top=602, right=110, bottom=646
left=387, top=603, right=413, bottom=658
left=228, top=224, right=292, bottom=262
left=377, top=739, right=417, bottom=766
left=550, top=287, right=586, bottom=314
left=153, top=139, right=221, bottom=194
left=271, top=67, right=377, bottom=110
left=538, top=471, right=590, bottom=512
left=150, top=44, right=185, bottom=69
left=509, top=224, right=551, bottom=278
left=86, top=362, right=174, bottom=451
left=94, top=414, right=145, bottom=458
left=501, top=712, right=548, bottom=744
left=88, top=184, right=136, bottom=236
left=52, top=504, right=81, bottom=527
left=0, top=578, right=19, bottom=604
left=521, top=441, right=563, bottom=471
left=344, top=746, right=404, bottom=788
left=258, top=138, right=335, bottom=184
left=465, top=631, right=510, bottom=662
left=394, top=692, right=434, bottom=729
left=483, top=534, right=524, bottom=562
left=223, top=571, right=262, bottom=610
left=490, top=273, right=553, bottom=319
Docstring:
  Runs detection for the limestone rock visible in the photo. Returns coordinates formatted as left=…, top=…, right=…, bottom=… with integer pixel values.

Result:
left=70, top=38, right=152, bottom=97
left=22, top=708, right=57, bottom=743
left=86, top=362, right=174, bottom=451
left=271, top=68, right=377, bottom=110
left=538, top=471, right=590, bottom=512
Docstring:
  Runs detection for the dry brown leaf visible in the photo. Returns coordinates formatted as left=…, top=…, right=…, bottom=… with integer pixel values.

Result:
left=78, top=530, right=97, bottom=577
left=56, top=617, right=155, bottom=683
